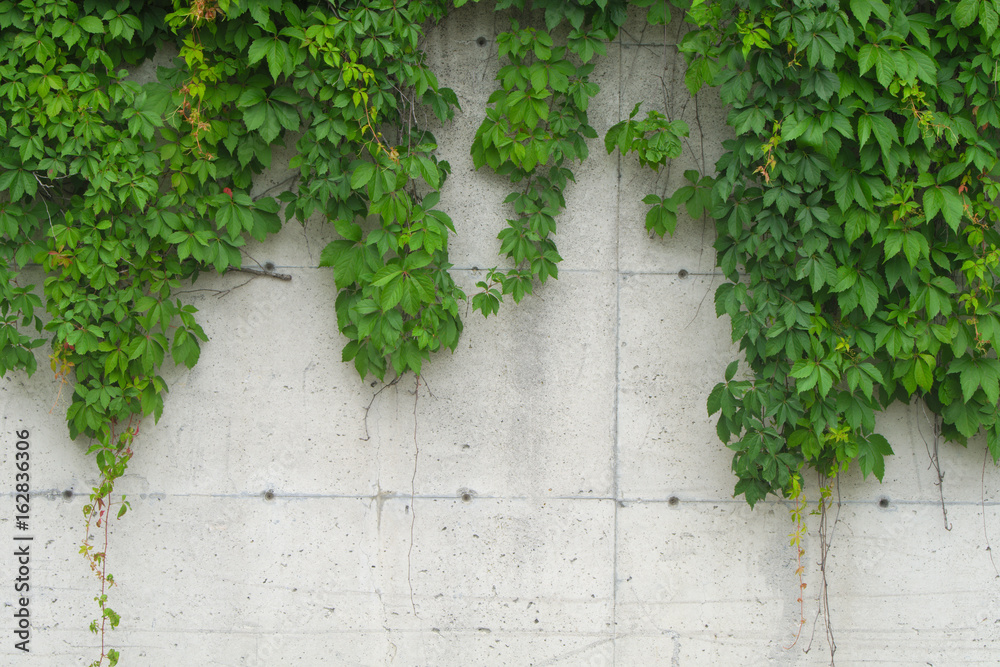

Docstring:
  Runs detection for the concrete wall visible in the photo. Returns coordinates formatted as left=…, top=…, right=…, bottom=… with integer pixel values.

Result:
left=3, top=4, right=999, bottom=665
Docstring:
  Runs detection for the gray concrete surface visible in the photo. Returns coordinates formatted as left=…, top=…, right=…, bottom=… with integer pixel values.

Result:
left=2, top=3, right=999, bottom=665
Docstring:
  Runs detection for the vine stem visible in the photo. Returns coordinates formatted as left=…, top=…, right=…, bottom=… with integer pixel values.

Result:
left=83, top=416, right=135, bottom=667
left=803, top=475, right=839, bottom=666
left=783, top=485, right=807, bottom=650
left=226, top=266, right=292, bottom=281
left=361, top=375, right=403, bottom=441
left=99, top=492, right=111, bottom=664
left=818, top=477, right=839, bottom=666
left=920, top=405, right=951, bottom=530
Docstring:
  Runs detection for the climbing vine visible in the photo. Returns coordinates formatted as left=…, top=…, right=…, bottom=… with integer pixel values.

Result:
left=603, top=0, right=1000, bottom=508
left=3, top=0, right=1000, bottom=663
left=464, top=0, right=625, bottom=315
left=654, top=0, right=1000, bottom=508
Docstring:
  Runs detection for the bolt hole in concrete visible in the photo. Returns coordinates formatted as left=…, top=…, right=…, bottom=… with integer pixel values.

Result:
left=668, top=496, right=679, bottom=506
left=878, top=497, right=890, bottom=508
left=678, top=269, right=689, bottom=278
left=476, top=36, right=487, bottom=47
left=62, top=489, right=73, bottom=500
left=264, top=261, right=275, bottom=271
left=264, top=490, right=275, bottom=501
left=461, top=493, right=472, bottom=502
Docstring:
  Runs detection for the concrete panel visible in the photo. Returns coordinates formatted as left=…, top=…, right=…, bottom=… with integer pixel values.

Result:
left=376, top=497, right=614, bottom=632
left=407, top=269, right=616, bottom=499
left=835, top=399, right=1000, bottom=506
left=615, top=501, right=798, bottom=647
left=617, top=273, right=743, bottom=500
left=1, top=493, right=617, bottom=665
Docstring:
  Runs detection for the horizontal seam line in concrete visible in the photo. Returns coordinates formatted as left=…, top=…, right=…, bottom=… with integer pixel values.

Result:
left=39, top=629, right=643, bottom=638
left=619, top=270, right=724, bottom=276
left=25, top=491, right=1000, bottom=506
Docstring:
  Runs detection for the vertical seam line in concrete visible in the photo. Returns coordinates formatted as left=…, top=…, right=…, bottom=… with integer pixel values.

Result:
left=612, top=25, right=624, bottom=667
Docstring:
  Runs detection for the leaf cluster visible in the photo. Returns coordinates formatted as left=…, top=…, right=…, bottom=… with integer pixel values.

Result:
left=648, top=0, right=1000, bottom=505
left=466, top=0, right=627, bottom=316
left=0, top=0, right=474, bottom=452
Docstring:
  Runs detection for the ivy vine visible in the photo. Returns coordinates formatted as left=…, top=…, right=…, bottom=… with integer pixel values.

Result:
left=464, top=0, right=625, bottom=314
left=652, top=0, right=1000, bottom=507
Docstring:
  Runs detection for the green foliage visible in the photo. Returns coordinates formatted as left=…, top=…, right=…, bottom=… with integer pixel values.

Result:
left=0, top=0, right=468, bottom=435
left=613, top=0, right=1000, bottom=506
left=467, top=0, right=627, bottom=316
left=605, top=102, right=711, bottom=236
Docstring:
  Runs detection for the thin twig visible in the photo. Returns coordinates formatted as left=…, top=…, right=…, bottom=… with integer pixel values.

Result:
left=821, top=478, right=840, bottom=666
left=682, top=272, right=716, bottom=330
left=99, top=492, right=111, bottom=663
left=918, top=405, right=952, bottom=530
left=226, top=266, right=292, bottom=281
left=252, top=174, right=298, bottom=201
left=361, top=375, right=403, bottom=441
left=932, top=425, right=952, bottom=531
left=174, top=277, right=255, bottom=299
left=783, top=489, right=807, bottom=650
left=805, top=475, right=838, bottom=665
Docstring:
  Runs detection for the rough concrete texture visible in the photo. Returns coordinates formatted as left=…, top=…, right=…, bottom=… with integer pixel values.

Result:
left=3, top=3, right=1000, bottom=665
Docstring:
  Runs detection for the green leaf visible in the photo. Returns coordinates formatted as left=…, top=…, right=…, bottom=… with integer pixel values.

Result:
left=248, top=36, right=290, bottom=81
left=684, top=57, right=718, bottom=96
left=529, top=65, right=547, bottom=93
left=380, top=276, right=404, bottom=310
left=852, top=0, right=889, bottom=26
left=983, top=2, right=1000, bottom=35
left=734, top=477, right=770, bottom=508
left=238, top=88, right=266, bottom=108
left=707, top=382, right=724, bottom=416
left=242, top=103, right=266, bottom=132
left=789, top=429, right=821, bottom=461
left=858, top=43, right=896, bottom=87
left=371, top=264, right=402, bottom=287
left=939, top=186, right=964, bottom=231
left=858, top=433, right=893, bottom=480
left=954, top=357, right=1000, bottom=404
left=851, top=0, right=873, bottom=26
left=811, top=69, right=840, bottom=102
left=954, top=0, right=979, bottom=27
left=350, top=162, right=376, bottom=190
left=78, top=16, right=104, bottom=33
left=923, top=186, right=944, bottom=222
left=868, top=114, right=897, bottom=161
